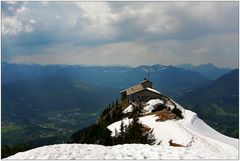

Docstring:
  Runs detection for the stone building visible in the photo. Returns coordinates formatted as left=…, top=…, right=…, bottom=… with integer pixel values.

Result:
left=120, top=79, right=163, bottom=104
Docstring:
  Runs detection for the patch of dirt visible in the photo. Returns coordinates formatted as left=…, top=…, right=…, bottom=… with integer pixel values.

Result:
left=144, top=109, right=179, bottom=121
left=155, top=110, right=177, bottom=121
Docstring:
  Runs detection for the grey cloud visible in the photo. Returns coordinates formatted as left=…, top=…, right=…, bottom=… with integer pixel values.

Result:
left=2, top=1, right=239, bottom=68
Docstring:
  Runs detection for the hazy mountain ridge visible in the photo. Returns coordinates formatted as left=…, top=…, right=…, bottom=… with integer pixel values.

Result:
left=176, top=63, right=232, bottom=80
left=177, top=69, right=239, bottom=138
left=2, top=62, right=212, bottom=97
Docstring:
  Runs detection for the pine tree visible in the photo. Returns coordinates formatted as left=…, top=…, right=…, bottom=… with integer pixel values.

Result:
left=129, top=104, right=143, bottom=118
left=114, top=115, right=156, bottom=145
left=172, top=107, right=183, bottom=119
left=115, top=99, right=119, bottom=107
left=120, top=121, right=125, bottom=136
left=111, top=101, right=115, bottom=108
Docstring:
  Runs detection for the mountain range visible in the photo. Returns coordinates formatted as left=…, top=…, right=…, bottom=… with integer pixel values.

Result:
left=176, top=63, right=232, bottom=80
left=2, top=62, right=213, bottom=97
left=177, top=69, right=239, bottom=138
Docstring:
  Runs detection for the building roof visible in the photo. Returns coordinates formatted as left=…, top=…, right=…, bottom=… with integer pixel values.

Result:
left=121, top=84, right=145, bottom=95
left=140, top=79, right=152, bottom=84
left=121, top=79, right=160, bottom=96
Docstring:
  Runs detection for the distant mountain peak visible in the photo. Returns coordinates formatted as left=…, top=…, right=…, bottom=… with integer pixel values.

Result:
left=137, top=64, right=169, bottom=73
left=198, top=63, right=215, bottom=68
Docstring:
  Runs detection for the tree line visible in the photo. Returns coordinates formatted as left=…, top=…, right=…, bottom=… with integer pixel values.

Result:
left=1, top=143, right=34, bottom=159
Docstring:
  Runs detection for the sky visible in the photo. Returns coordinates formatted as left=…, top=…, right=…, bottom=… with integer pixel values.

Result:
left=1, top=1, right=239, bottom=68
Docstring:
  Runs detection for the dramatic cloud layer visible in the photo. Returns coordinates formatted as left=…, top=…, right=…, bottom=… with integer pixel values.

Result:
left=2, top=2, right=238, bottom=68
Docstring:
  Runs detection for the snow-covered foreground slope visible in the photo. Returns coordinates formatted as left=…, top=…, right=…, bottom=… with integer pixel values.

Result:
left=107, top=100, right=238, bottom=159
left=6, top=98, right=239, bottom=159
left=107, top=113, right=238, bottom=159
left=5, top=143, right=238, bottom=159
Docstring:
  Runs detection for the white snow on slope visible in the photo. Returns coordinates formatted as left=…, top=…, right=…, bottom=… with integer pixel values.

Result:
left=143, top=99, right=164, bottom=113
left=107, top=98, right=238, bottom=159
left=171, top=98, right=237, bottom=148
left=6, top=142, right=238, bottom=160
left=180, top=110, right=238, bottom=148
left=146, top=87, right=161, bottom=94
left=124, top=99, right=164, bottom=114
left=123, top=104, right=133, bottom=114
left=107, top=113, right=238, bottom=159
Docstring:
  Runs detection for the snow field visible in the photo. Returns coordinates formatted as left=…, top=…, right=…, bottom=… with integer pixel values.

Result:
left=107, top=98, right=238, bottom=159
left=143, top=99, right=164, bottom=113
left=6, top=143, right=238, bottom=160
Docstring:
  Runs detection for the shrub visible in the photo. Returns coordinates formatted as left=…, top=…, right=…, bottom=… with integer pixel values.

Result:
left=152, top=104, right=167, bottom=112
left=171, top=107, right=184, bottom=119
left=1, top=143, right=34, bottom=159
left=98, top=100, right=124, bottom=125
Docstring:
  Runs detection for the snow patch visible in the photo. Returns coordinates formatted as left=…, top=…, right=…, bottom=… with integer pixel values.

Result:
left=144, top=99, right=164, bottom=113
left=108, top=117, right=132, bottom=136
left=157, top=67, right=166, bottom=71
left=123, top=105, right=133, bottom=114
left=146, top=87, right=162, bottom=94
